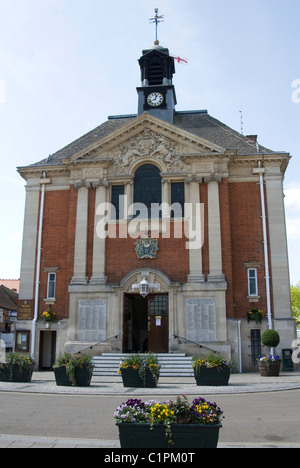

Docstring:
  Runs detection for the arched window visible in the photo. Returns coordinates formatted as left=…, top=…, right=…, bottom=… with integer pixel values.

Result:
left=134, top=164, right=162, bottom=217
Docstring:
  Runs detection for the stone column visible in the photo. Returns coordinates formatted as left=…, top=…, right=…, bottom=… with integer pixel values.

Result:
left=162, top=178, right=170, bottom=218
left=71, top=182, right=89, bottom=285
left=90, top=180, right=108, bottom=285
left=19, top=186, right=40, bottom=300
left=186, top=176, right=205, bottom=283
left=265, top=169, right=292, bottom=318
left=206, top=176, right=224, bottom=282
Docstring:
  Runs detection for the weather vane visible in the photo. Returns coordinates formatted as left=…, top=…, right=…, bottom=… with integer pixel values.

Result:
left=149, top=8, right=164, bottom=41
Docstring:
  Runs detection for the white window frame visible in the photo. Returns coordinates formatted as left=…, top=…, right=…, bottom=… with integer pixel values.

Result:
left=47, top=273, right=56, bottom=299
left=248, top=268, right=258, bottom=297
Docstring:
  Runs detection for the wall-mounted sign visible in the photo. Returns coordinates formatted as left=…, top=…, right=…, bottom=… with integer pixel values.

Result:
left=17, top=300, right=34, bottom=320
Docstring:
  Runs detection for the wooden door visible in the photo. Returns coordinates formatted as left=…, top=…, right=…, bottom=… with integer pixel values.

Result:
left=148, top=295, right=169, bottom=353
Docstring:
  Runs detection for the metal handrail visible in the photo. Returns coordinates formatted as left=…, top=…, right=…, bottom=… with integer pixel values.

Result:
left=77, top=335, right=120, bottom=355
left=173, top=334, right=221, bottom=355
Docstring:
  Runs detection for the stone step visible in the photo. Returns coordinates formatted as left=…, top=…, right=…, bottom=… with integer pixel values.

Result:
left=92, top=353, right=194, bottom=377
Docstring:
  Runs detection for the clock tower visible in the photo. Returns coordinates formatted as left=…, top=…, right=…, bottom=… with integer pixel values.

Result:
left=137, top=40, right=177, bottom=124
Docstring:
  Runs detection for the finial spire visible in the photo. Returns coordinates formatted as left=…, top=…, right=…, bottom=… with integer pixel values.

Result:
left=149, top=8, right=164, bottom=42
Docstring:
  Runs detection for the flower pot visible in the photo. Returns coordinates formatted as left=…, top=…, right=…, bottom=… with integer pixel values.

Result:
left=194, top=367, right=231, bottom=386
left=116, top=423, right=222, bottom=448
left=258, top=361, right=281, bottom=377
left=121, top=367, right=159, bottom=388
left=0, top=364, right=34, bottom=383
left=54, top=366, right=93, bottom=387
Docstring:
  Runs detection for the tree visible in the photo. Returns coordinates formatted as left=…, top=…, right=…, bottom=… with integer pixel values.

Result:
left=291, top=283, right=300, bottom=326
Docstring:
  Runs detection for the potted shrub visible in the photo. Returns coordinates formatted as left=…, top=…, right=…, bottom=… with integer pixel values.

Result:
left=192, top=353, right=233, bottom=386
left=114, top=395, right=224, bottom=448
left=257, top=329, right=281, bottom=376
left=0, top=353, right=34, bottom=383
left=53, top=353, right=94, bottom=387
left=118, top=353, right=160, bottom=388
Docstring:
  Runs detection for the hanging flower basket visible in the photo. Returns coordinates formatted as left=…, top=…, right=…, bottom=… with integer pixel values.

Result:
left=247, top=307, right=263, bottom=324
left=43, top=308, right=56, bottom=322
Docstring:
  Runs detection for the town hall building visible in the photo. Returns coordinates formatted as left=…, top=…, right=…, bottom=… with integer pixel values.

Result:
left=17, top=38, right=295, bottom=371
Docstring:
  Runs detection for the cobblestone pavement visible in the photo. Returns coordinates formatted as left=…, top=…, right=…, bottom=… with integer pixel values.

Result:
left=0, top=371, right=300, bottom=396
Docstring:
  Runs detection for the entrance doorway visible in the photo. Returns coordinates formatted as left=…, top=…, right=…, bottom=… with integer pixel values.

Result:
left=39, top=331, right=57, bottom=370
left=123, top=294, right=169, bottom=354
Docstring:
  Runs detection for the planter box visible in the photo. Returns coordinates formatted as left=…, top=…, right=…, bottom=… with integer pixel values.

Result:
left=258, top=361, right=281, bottom=377
left=121, top=367, right=159, bottom=388
left=194, top=367, right=231, bottom=386
left=116, top=423, right=222, bottom=448
left=0, top=364, right=34, bottom=383
left=54, top=366, right=93, bottom=387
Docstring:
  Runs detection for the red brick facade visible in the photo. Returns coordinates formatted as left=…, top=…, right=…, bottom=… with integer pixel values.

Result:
left=36, top=179, right=269, bottom=323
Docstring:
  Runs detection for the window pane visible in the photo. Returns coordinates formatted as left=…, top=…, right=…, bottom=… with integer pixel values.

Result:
left=111, top=185, right=125, bottom=220
left=171, top=182, right=185, bottom=217
left=48, top=273, right=56, bottom=298
left=134, top=164, right=162, bottom=217
left=248, top=269, right=258, bottom=296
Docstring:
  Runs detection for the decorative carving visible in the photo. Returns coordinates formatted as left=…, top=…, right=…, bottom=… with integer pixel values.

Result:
left=112, top=129, right=184, bottom=174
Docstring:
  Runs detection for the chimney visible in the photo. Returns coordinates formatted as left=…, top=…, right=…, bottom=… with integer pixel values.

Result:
left=246, top=135, right=258, bottom=143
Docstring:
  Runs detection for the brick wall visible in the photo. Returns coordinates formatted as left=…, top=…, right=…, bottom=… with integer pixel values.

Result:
left=228, top=182, right=267, bottom=319
left=38, top=188, right=77, bottom=320
left=105, top=222, right=190, bottom=283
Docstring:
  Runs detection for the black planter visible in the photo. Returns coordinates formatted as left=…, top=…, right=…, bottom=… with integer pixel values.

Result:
left=0, top=364, right=34, bottom=383
left=117, top=423, right=222, bottom=448
left=121, top=367, right=159, bottom=388
left=194, top=367, right=231, bottom=386
left=54, top=366, right=93, bottom=387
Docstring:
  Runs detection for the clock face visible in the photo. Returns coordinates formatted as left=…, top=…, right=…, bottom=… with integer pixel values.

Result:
left=147, top=92, right=164, bottom=107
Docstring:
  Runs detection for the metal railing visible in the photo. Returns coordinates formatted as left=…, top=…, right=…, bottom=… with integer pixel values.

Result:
left=173, top=334, right=221, bottom=355
left=76, top=335, right=120, bottom=355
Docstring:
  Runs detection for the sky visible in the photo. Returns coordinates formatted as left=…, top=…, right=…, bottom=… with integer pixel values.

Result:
left=0, top=0, right=300, bottom=285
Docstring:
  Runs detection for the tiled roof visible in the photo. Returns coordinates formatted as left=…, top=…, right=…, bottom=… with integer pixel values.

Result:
left=0, top=285, right=18, bottom=311
left=23, top=111, right=275, bottom=169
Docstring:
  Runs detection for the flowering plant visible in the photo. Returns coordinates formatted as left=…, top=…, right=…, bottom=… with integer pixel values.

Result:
left=0, top=353, right=34, bottom=381
left=247, top=307, right=263, bottom=324
left=43, top=308, right=56, bottom=322
left=53, top=353, right=93, bottom=386
left=114, top=395, right=224, bottom=446
left=192, top=353, right=233, bottom=372
left=257, top=355, right=281, bottom=363
left=118, top=353, right=160, bottom=384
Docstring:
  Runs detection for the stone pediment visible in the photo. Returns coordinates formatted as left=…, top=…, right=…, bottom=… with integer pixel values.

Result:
left=65, top=113, right=225, bottom=175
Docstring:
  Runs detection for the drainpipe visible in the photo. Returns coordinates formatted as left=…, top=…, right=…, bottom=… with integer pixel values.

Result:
left=31, top=172, right=49, bottom=358
left=256, top=161, right=273, bottom=332
left=237, top=320, right=242, bottom=374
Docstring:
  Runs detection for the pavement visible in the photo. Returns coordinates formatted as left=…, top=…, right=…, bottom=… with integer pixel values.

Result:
left=1, top=370, right=300, bottom=449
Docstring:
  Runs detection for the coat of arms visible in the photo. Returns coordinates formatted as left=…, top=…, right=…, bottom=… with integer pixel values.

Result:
left=135, top=236, right=159, bottom=259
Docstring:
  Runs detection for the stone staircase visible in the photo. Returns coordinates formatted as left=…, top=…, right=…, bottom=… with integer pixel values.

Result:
left=93, top=353, right=194, bottom=377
